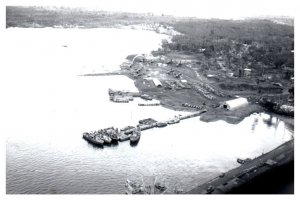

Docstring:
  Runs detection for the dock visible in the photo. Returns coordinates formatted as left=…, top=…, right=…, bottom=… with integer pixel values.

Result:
left=83, top=109, right=207, bottom=147
left=179, top=109, right=207, bottom=120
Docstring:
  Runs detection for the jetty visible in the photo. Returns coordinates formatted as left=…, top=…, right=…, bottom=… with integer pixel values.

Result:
left=83, top=110, right=207, bottom=147
left=138, top=103, right=160, bottom=106
left=179, top=109, right=207, bottom=120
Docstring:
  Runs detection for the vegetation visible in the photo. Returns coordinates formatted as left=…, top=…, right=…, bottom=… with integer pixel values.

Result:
left=6, top=6, right=175, bottom=28
left=162, top=19, right=294, bottom=72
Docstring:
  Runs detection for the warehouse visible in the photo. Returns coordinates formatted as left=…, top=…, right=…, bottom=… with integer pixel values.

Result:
left=221, top=97, right=248, bottom=110
left=152, top=78, right=162, bottom=87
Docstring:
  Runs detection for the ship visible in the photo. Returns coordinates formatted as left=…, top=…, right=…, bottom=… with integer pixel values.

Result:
left=122, top=126, right=136, bottom=135
left=130, top=127, right=141, bottom=143
left=82, top=132, right=104, bottom=146
left=100, top=134, right=112, bottom=144
left=105, top=127, right=119, bottom=142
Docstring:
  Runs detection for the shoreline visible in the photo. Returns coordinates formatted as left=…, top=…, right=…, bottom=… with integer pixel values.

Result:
left=83, top=71, right=294, bottom=126
left=187, top=139, right=294, bottom=194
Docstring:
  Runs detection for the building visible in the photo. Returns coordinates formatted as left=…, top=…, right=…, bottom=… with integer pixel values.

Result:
left=221, top=97, right=248, bottom=110
left=152, top=78, right=162, bottom=87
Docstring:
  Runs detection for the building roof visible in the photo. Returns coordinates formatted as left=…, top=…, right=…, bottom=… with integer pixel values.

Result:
left=224, top=97, right=248, bottom=110
left=152, top=78, right=162, bottom=86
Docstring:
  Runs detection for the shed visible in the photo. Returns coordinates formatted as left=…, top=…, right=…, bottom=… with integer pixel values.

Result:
left=152, top=78, right=162, bottom=87
left=221, top=97, right=248, bottom=110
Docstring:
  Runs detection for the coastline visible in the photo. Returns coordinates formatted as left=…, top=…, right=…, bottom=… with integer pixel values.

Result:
left=88, top=70, right=294, bottom=126
left=187, top=139, right=294, bottom=194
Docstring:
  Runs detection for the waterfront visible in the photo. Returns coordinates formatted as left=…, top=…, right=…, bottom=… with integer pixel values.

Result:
left=4, top=28, right=293, bottom=194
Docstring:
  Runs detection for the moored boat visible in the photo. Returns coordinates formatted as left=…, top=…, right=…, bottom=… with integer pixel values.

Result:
left=156, top=122, right=167, bottom=128
left=109, top=133, right=119, bottom=142
left=82, top=132, right=104, bottom=146
left=120, top=125, right=135, bottom=132
left=167, top=116, right=180, bottom=124
left=119, top=134, right=131, bottom=141
left=100, top=134, right=112, bottom=144
left=125, top=179, right=145, bottom=194
left=130, top=127, right=141, bottom=143
left=106, top=128, right=119, bottom=142
left=237, top=158, right=252, bottom=165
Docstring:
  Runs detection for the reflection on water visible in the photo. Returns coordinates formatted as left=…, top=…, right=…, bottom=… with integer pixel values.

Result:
left=4, top=28, right=293, bottom=194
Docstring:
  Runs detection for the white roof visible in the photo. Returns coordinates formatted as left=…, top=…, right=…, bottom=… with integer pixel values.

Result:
left=207, top=74, right=216, bottom=77
left=225, top=97, right=248, bottom=109
left=152, top=78, right=162, bottom=86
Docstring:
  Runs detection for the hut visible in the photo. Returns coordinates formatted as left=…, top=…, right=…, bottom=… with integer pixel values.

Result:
left=221, top=97, right=248, bottom=110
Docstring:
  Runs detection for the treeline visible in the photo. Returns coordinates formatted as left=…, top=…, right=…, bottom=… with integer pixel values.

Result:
left=6, top=6, right=175, bottom=28
left=162, top=19, right=294, bottom=69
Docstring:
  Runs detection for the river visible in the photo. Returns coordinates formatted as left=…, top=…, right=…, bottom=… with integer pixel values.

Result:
left=4, top=28, right=293, bottom=194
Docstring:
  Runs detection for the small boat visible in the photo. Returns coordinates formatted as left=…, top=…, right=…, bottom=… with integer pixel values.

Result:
left=139, top=124, right=155, bottom=131
left=156, top=122, right=167, bottom=128
left=106, top=128, right=119, bottom=142
left=139, top=118, right=157, bottom=125
left=237, top=158, right=252, bottom=165
left=109, top=133, right=119, bottom=142
left=130, top=128, right=141, bottom=143
left=123, top=127, right=136, bottom=135
left=167, top=116, right=180, bottom=124
left=125, top=179, right=145, bottom=194
left=120, top=126, right=135, bottom=132
left=140, top=94, right=152, bottom=100
left=100, top=134, right=112, bottom=144
left=82, top=132, right=104, bottom=146
left=154, top=181, right=167, bottom=192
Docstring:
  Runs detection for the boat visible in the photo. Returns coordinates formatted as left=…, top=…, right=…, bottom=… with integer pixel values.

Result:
left=100, top=134, right=112, bottom=144
left=82, top=132, right=104, bottom=146
left=106, top=128, right=119, bottom=142
left=125, top=179, right=145, bottom=194
left=237, top=158, right=252, bottom=165
left=154, top=181, right=167, bottom=192
left=167, top=116, right=180, bottom=124
left=139, top=118, right=157, bottom=125
left=123, top=127, right=135, bottom=135
left=140, top=94, right=152, bottom=100
left=108, top=88, right=116, bottom=95
left=120, top=126, right=135, bottom=132
left=110, top=134, right=119, bottom=142
left=139, top=124, right=155, bottom=131
left=130, top=127, right=141, bottom=143
left=156, top=122, right=167, bottom=128
left=112, top=97, right=130, bottom=103
left=119, top=134, right=131, bottom=141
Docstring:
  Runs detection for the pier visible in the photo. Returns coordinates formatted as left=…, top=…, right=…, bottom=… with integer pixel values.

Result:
left=83, top=109, right=207, bottom=147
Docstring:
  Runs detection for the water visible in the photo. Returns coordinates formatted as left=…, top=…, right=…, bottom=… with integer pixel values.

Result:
left=3, top=28, right=293, bottom=194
